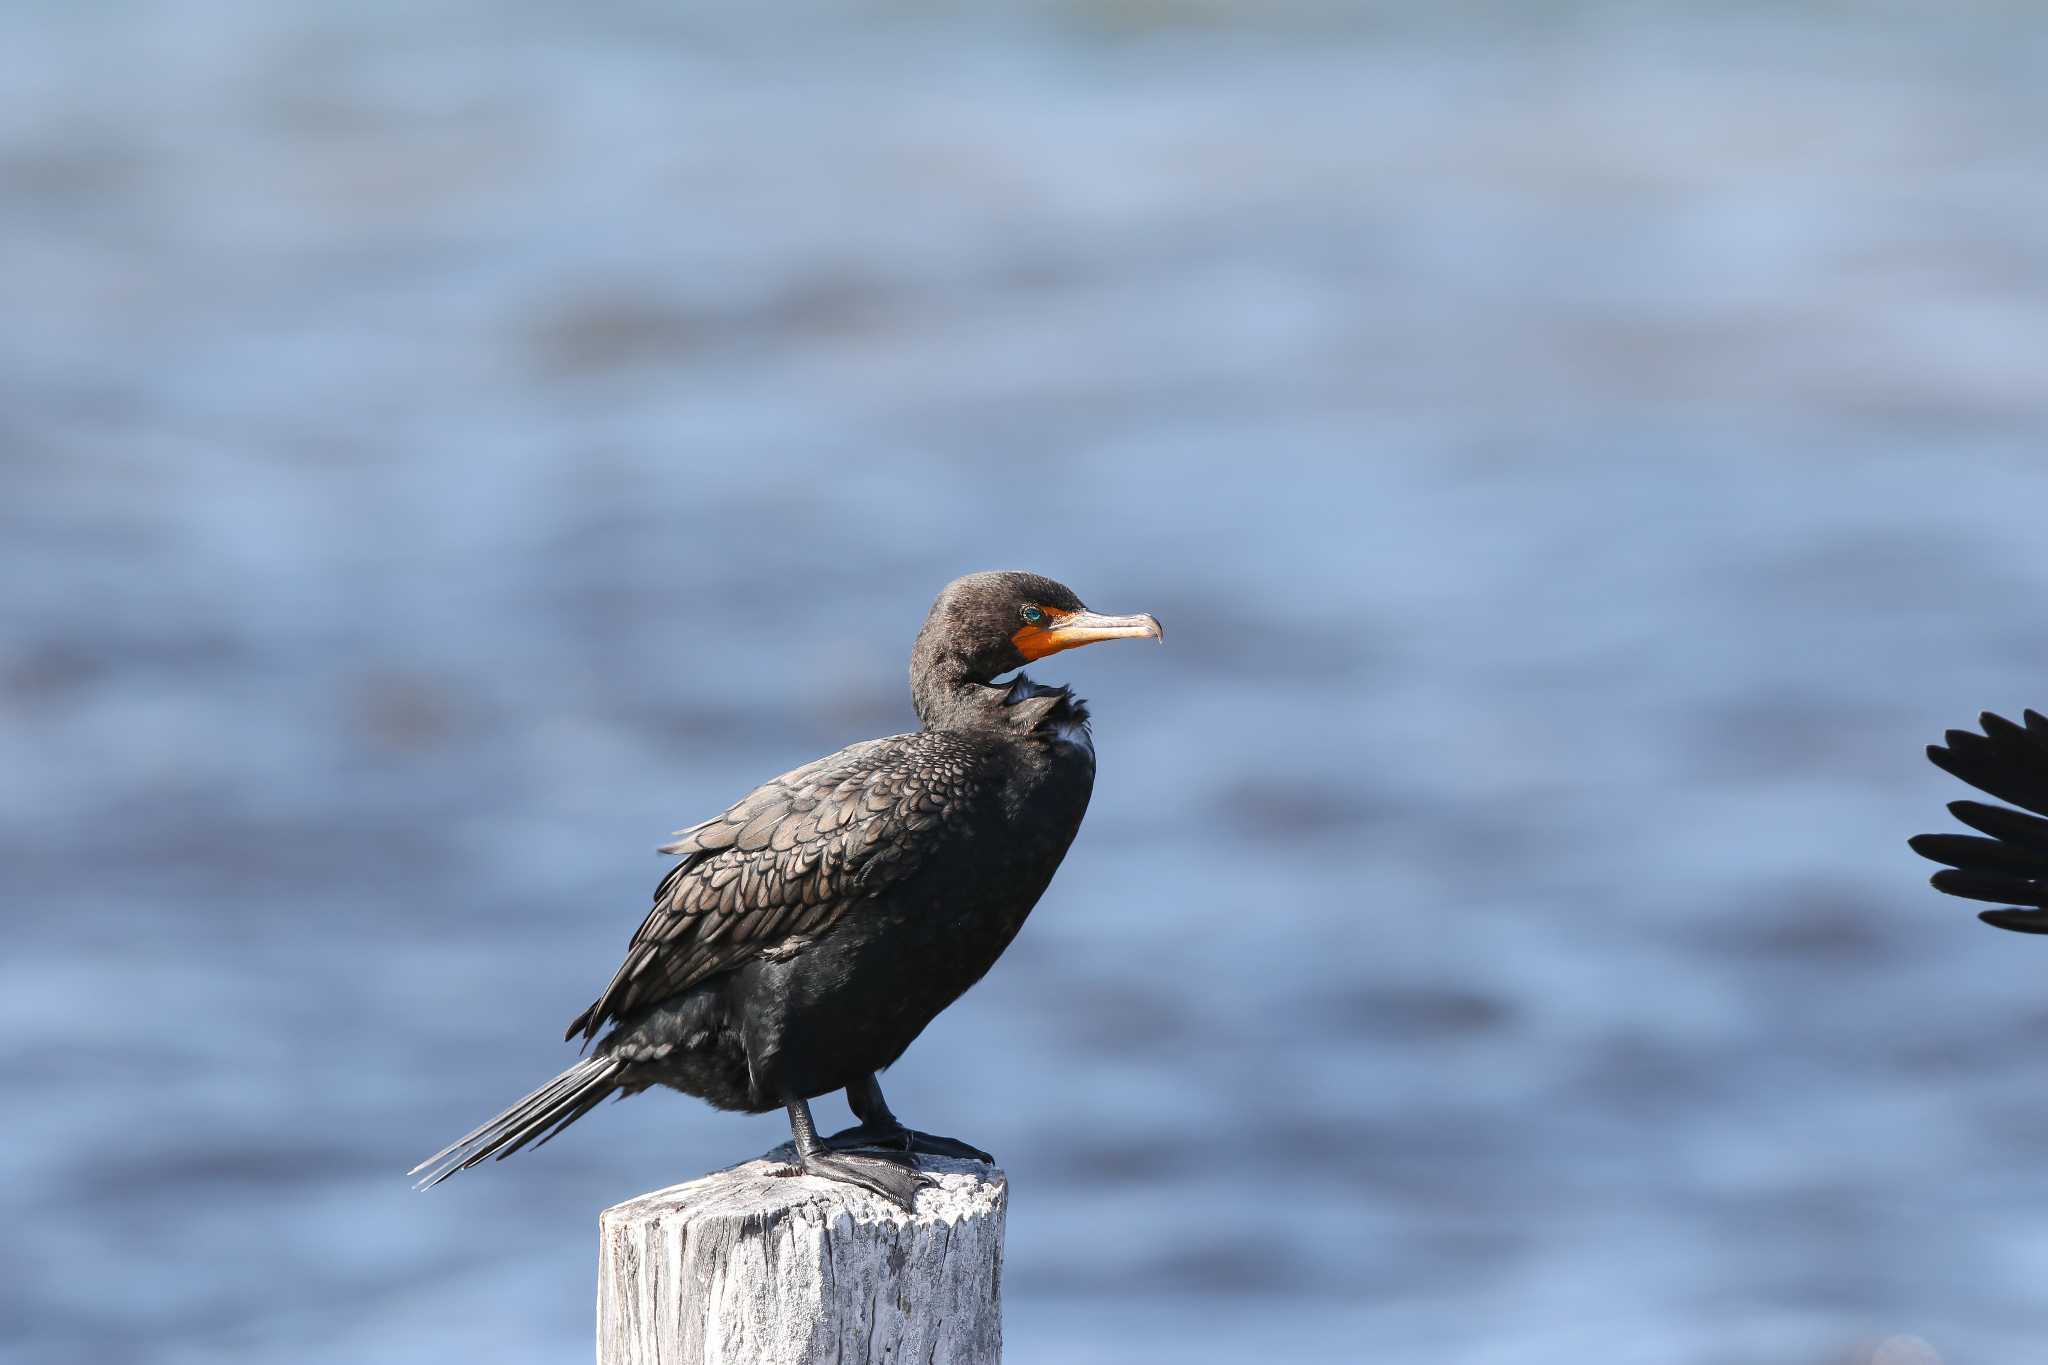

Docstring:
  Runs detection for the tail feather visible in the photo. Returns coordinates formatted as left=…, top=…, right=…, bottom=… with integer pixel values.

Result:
left=410, top=1056, right=623, bottom=1189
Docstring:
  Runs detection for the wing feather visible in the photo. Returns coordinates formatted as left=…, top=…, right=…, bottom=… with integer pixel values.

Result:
left=1914, top=710, right=2048, bottom=933
left=566, top=732, right=995, bottom=1042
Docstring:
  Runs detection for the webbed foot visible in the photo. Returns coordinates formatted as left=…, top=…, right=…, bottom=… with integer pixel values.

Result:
left=791, top=1146, right=934, bottom=1211
left=823, top=1121, right=993, bottom=1164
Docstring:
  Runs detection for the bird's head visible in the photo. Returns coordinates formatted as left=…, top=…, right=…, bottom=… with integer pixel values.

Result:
left=911, top=571, right=1162, bottom=723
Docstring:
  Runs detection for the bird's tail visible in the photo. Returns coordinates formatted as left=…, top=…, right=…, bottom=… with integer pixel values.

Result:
left=410, top=1055, right=624, bottom=1189
left=1911, top=709, right=2048, bottom=933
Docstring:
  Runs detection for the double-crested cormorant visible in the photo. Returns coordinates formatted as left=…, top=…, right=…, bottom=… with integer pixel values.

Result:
left=1910, top=709, right=2048, bottom=933
left=412, top=571, right=1162, bottom=1206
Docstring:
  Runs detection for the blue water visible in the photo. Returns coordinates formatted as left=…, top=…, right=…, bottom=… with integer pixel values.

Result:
left=6, top=4, right=2048, bottom=1362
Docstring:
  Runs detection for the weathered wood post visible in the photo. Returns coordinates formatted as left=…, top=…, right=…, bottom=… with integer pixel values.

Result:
left=597, top=1149, right=1006, bottom=1365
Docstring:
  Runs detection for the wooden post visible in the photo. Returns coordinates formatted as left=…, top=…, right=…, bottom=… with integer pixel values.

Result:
left=597, top=1149, right=1006, bottom=1365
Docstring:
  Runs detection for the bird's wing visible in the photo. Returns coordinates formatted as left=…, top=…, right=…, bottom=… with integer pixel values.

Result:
left=1910, top=709, right=2048, bottom=933
left=566, top=731, right=995, bottom=1042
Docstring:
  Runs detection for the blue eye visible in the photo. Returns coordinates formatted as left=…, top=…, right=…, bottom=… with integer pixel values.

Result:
left=1021, top=606, right=1045, bottom=625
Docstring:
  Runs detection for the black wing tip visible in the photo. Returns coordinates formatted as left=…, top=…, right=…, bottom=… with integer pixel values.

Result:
left=1923, top=712, right=2048, bottom=925
left=1900, top=834, right=1966, bottom=863
left=1979, top=908, right=2048, bottom=934
left=1927, top=710, right=2039, bottom=750
left=1929, top=867, right=2048, bottom=907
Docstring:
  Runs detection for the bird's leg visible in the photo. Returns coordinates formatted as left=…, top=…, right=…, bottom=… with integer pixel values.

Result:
left=783, top=1096, right=931, bottom=1211
left=822, top=1073, right=994, bottom=1163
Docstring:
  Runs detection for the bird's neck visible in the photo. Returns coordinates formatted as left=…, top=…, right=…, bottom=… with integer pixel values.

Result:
left=910, top=647, right=974, bottom=730
left=912, top=666, right=1090, bottom=742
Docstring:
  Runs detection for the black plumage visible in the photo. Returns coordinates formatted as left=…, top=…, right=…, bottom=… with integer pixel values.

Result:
left=1910, top=709, right=2048, bottom=933
left=412, top=571, right=1162, bottom=1205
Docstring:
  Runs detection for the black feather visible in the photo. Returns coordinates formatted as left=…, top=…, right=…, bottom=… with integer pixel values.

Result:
left=1907, top=832, right=2047, bottom=878
left=1947, top=799, right=2048, bottom=853
left=1979, top=908, right=2048, bottom=933
left=1929, top=731, right=2048, bottom=819
left=1930, top=868, right=2048, bottom=908
left=409, top=1056, right=622, bottom=1189
left=1914, top=710, right=2048, bottom=933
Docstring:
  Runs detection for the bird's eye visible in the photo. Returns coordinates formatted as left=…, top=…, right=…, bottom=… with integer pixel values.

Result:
left=1020, top=606, right=1045, bottom=625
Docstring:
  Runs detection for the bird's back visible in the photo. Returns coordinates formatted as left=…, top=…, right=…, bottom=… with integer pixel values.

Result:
left=572, top=718, right=1095, bottom=1063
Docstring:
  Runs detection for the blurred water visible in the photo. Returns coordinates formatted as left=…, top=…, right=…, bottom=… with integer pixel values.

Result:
left=5, top=3, right=2048, bottom=1362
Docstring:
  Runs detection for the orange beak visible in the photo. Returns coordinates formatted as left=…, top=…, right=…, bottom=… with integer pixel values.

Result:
left=1012, top=608, right=1164, bottom=662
